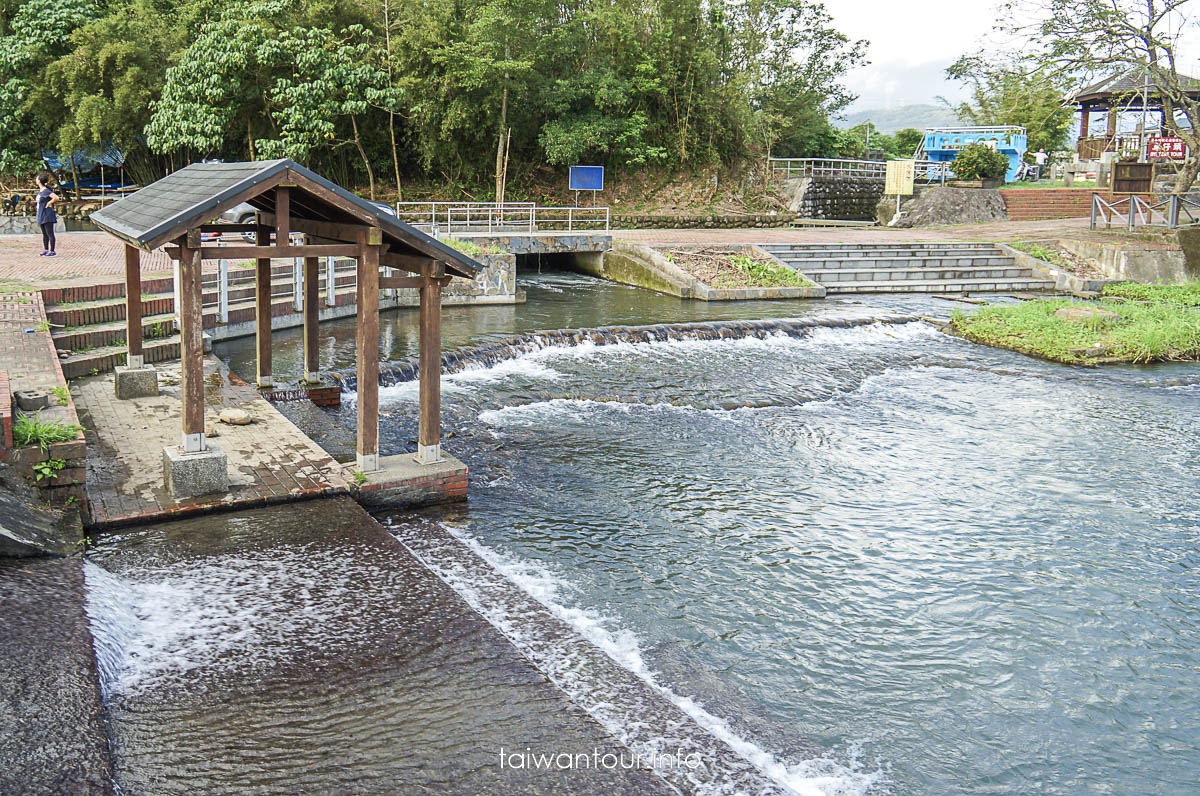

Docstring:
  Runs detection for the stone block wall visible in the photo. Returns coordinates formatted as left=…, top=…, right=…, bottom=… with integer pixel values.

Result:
left=790, top=175, right=884, bottom=220
left=0, top=215, right=65, bottom=234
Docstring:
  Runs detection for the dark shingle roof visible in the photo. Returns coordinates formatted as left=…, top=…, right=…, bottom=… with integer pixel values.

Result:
left=1072, top=68, right=1200, bottom=105
left=90, top=159, right=481, bottom=277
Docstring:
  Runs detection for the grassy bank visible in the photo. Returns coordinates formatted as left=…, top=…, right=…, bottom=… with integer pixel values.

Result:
left=949, top=283, right=1200, bottom=364
left=662, top=247, right=812, bottom=288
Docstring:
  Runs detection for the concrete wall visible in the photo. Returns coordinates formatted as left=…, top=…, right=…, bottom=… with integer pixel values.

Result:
left=996, top=244, right=1114, bottom=294
left=1059, top=239, right=1197, bottom=284
left=458, top=233, right=610, bottom=254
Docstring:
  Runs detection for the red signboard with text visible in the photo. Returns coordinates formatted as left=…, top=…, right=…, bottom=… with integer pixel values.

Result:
left=1148, top=136, right=1187, bottom=159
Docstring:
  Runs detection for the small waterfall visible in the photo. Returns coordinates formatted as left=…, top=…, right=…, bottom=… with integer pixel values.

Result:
left=332, top=313, right=927, bottom=390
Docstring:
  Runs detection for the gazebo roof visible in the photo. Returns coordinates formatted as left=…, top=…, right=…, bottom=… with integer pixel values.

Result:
left=1071, top=68, right=1200, bottom=106
left=90, top=159, right=481, bottom=278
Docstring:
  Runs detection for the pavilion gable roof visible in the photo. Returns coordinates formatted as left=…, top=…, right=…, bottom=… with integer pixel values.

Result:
left=1072, top=68, right=1200, bottom=106
left=90, top=159, right=482, bottom=278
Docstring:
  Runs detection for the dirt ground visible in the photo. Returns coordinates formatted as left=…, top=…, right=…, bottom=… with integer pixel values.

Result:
left=658, top=246, right=796, bottom=288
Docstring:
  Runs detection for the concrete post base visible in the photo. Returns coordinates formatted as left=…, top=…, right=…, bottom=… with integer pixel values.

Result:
left=163, top=443, right=228, bottom=499
left=114, top=365, right=159, bottom=400
left=356, top=452, right=468, bottom=509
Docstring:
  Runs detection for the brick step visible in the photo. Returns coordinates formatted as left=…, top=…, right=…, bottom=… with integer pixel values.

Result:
left=823, top=277, right=1056, bottom=294
left=777, top=256, right=1015, bottom=269
left=46, top=293, right=175, bottom=327
left=51, top=312, right=177, bottom=352
left=40, top=277, right=175, bottom=305
left=805, top=267, right=1033, bottom=283
left=60, top=336, right=180, bottom=380
left=762, top=242, right=995, bottom=252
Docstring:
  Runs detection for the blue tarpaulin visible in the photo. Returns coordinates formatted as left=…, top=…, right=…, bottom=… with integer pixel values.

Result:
left=42, top=142, right=126, bottom=173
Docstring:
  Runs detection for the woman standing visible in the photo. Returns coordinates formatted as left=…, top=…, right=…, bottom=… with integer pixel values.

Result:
left=35, top=173, right=58, bottom=257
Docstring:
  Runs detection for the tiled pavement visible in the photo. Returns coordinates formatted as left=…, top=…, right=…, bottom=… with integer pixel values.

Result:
left=76, top=358, right=351, bottom=530
left=0, top=290, right=80, bottom=437
left=0, top=232, right=174, bottom=289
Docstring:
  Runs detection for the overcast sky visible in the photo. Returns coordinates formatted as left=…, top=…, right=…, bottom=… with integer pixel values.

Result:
left=828, top=0, right=1200, bottom=114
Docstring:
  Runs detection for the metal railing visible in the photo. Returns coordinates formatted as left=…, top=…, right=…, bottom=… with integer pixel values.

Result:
left=395, top=201, right=610, bottom=234
left=770, top=157, right=951, bottom=184
left=769, top=158, right=886, bottom=178
left=1091, top=192, right=1200, bottom=230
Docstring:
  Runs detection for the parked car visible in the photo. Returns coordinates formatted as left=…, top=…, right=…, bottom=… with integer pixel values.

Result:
left=219, top=200, right=395, bottom=242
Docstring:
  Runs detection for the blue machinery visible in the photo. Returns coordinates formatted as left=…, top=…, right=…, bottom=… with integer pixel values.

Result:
left=918, top=126, right=1028, bottom=182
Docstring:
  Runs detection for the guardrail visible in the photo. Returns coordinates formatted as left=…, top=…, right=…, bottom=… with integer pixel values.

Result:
left=1091, top=192, right=1200, bottom=230
left=769, top=157, right=951, bottom=184
left=395, top=201, right=609, bottom=234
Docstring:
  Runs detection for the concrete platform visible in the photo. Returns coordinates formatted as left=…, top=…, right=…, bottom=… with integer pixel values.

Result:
left=76, top=358, right=350, bottom=530
left=357, top=451, right=468, bottom=509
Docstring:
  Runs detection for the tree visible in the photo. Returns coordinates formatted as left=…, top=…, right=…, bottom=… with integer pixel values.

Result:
left=1003, top=0, right=1200, bottom=193
left=945, top=53, right=1074, bottom=155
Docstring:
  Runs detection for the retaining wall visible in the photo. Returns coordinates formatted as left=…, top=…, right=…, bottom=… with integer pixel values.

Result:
left=786, top=175, right=884, bottom=221
left=1058, top=239, right=1195, bottom=284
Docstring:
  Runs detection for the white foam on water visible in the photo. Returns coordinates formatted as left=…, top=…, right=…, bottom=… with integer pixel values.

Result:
left=373, top=356, right=564, bottom=406
left=414, top=523, right=885, bottom=796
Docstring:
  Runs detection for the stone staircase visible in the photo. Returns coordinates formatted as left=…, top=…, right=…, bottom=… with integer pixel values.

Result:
left=42, top=259, right=362, bottom=379
left=760, top=242, right=1056, bottom=295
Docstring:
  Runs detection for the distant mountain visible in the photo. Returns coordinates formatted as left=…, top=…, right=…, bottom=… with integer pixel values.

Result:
left=836, top=105, right=962, bottom=134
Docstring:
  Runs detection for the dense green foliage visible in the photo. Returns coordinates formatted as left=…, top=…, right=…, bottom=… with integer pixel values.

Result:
left=0, top=0, right=866, bottom=192
left=950, top=142, right=1009, bottom=180
left=945, top=54, right=1073, bottom=155
left=950, top=296, right=1200, bottom=364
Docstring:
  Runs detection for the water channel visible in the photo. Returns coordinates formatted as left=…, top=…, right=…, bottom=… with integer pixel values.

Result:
left=84, top=271, right=1200, bottom=793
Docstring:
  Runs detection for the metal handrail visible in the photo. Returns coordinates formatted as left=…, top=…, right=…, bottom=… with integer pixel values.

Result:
left=771, top=157, right=951, bottom=183
left=1091, top=192, right=1200, bottom=230
left=395, top=202, right=609, bottom=234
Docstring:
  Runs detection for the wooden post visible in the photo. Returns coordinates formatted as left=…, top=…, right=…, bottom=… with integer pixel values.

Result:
left=124, top=244, right=143, bottom=367
left=416, top=266, right=444, bottom=464
left=255, top=223, right=272, bottom=387
left=304, top=256, right=319, bottom=382
left=275, top=186, right=290, bottom=243
left=178, top=234, right=205, bottom=452
left=356, top=229, right=381, bottom=472
left=1106, top=107, right=1118, bottom=145
left=1079, top=106, right=1090, bottom=140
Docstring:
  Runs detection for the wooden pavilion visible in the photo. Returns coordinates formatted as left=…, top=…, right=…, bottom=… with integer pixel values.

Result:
left=90, top=159, right=481, bottom=496
left=1071, top=68, right=1200, bottom=160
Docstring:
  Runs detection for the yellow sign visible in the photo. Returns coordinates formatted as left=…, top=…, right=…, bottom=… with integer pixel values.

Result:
left=886, top=160, right=916, bottom=195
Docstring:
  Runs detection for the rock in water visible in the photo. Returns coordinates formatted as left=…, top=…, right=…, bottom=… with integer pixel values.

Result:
left=218, top=407, right=253, bottom=425
left=1054, top=307, right=1119, bottom=323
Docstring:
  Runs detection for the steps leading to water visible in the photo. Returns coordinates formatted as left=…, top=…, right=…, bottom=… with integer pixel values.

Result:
left=760, top=242, right=1056, bottom=294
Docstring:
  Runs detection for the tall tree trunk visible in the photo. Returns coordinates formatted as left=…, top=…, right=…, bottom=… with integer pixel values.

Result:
left=247, top=118, right=256, bottom=161
left=383, top=0, right=402, bottom=200
left=495, top=49, right=509, bottom=205
left=351, top=115, right=376, bottom=200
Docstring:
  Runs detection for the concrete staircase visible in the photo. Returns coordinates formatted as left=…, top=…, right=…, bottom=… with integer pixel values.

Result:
left=41, top=259, right=362, bottom=379
left=760, top=242, right=1056, bottom=295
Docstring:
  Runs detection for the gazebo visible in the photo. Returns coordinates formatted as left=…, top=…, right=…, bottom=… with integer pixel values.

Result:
left=1071, top=68, right=1200, bottom=159
left=90, top=159, right=481, bottom=498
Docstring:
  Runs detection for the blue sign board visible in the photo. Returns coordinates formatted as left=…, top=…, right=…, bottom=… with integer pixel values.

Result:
left=569, top=165, right=604, bottom=191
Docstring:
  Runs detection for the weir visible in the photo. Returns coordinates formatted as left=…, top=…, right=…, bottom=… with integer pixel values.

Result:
left=329, top=313, right=926, bottom=389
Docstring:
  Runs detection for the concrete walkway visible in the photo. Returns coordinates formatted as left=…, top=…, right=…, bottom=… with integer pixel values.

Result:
left=75, top=358, right=350, bottom=530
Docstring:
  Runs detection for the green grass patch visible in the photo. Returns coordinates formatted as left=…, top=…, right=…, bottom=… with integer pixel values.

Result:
left=444, top=237, right=501, bottom=256
left=714, top=254, right=807, bottom=288
left=949, top=298, right=1200, bottom=364
left=1101, top=280, right=1200, bottom=307
left=1008, top=242, right=1068, bottom=268
left=13, top=412, right=84, bottom=449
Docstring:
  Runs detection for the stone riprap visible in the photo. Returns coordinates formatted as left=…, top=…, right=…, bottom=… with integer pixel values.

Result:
left=878, top=186, right=1009, bottom=228
left=786, top=175, right=885, bottom=221
left=0, top=215, right=64, bottom=235
left=331, top=315, right=925, bottom=390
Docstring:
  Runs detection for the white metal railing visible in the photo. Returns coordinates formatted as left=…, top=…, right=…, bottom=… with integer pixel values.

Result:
left=395, top=201, right=609, bottom=234
left=923, top=126, right=1026, bottom=136
left=1091, top=192, right=1200, bottom=230
left=770, top=157, right=952, bottom=184
left=769, top=158, right=886, bottom=178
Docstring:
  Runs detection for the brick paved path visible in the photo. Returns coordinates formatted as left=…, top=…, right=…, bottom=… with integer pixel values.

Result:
left=76, top=358, right=350, bottom=529
left=0, top=232, right=173, bottom=289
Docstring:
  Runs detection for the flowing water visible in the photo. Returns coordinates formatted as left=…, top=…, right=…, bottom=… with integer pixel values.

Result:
left=87, top=272, right=1200, bottom=793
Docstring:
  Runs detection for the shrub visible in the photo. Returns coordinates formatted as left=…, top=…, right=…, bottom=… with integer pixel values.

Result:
left=13, top=412, right=83, bottom=450
left=952, top=143, right=1010, bottom=180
